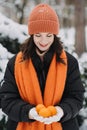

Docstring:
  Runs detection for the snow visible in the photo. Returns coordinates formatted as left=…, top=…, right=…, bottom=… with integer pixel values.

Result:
left=0, top=109, right=7, bottom=121
left=0, top=43, right=13, bottom=68
left=0, top=13, right=87, bottom=129
left=59, top=27, right=75, bottom=53
left=80, top=119, right=87, bottom=130
left=0, top=13, right=28, bottom=43
left=78, top=53, right=87, bottom=75
left=59, top=27, right=75, bottom=46
left=15, top=0, right=21, bottom=5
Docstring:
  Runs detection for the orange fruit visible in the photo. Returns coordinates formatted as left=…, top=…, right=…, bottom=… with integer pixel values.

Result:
left=36, top=104, right=45, bottom=113
left=47, top=106, right=57, bottom=116
left=39, top=107, right=51, bottom=117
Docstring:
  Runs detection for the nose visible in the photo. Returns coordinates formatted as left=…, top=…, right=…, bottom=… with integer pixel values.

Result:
left=40, top=36, right=48, bottom=44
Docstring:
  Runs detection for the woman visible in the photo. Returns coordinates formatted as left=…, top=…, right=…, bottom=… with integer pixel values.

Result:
left=0, top=3, right=84, bottom=130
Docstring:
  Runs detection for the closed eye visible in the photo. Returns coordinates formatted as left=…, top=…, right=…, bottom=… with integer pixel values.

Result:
left=47, top=35, right=52, bottom=37
left=35, top=34, right=41, bottom=37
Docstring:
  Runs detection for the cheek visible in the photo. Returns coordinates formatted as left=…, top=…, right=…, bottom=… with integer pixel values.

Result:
left=34, top=37, right=39, bottom=45
left=49, top=37, right=54, bottom=44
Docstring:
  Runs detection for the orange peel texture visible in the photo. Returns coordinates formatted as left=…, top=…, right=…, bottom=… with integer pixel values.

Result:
left=36, top=104, right=57, bottom=117
left=39, top=107, right=51, bottom=117
left=47, top=106, right=57, bottom=116
left=36, top=104, right=45, bottom=113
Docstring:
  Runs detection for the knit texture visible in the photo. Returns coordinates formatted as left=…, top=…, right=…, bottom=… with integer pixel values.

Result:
left=28, top=3, right=59, bottom=34
left=14, top=50, right=67, bottom=130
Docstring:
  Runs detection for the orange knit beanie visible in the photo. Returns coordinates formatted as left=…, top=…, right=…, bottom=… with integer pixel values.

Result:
left=28, top=3, right=59, bottom=35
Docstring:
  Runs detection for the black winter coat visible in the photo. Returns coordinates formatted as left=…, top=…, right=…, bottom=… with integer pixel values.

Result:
left=0, top=48, right=84, bottom=130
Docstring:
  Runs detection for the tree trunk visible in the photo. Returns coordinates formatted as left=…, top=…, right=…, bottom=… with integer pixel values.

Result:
left=19, top=0, right=27, bottom=24
left=74, top=0, right=86, bottom=56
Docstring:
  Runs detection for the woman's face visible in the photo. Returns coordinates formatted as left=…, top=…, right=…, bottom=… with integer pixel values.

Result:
left=33, top=32, right=54, bottom=52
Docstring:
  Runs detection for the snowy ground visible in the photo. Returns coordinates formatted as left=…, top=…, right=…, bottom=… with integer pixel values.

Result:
left=0, top=13, right=87, bottom=129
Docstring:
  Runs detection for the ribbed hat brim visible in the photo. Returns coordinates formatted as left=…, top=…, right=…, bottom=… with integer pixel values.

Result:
left=28, top=20, right=59, bottom=35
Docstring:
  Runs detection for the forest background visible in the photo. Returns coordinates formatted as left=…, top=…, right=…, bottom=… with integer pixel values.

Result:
left=0, top=0, right=87, bottom=130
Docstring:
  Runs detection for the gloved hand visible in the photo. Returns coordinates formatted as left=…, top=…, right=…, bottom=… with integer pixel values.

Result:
left=43, top=106, right=64, bottom=124
left=29, top=106, right=64, bottom=124
left=29, top=107, right=44, bottom=123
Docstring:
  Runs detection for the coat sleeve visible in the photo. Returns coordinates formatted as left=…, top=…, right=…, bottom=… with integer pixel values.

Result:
left=0, top=56, right=35, bottom=122
left=59, top=53, right=85, bottom=123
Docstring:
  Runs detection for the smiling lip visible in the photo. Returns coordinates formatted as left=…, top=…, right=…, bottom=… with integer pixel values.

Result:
left=39, top=43, right=48, bottom=47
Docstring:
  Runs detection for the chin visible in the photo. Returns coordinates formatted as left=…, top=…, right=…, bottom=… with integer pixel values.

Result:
left=39, top=47, right=49, bottom=51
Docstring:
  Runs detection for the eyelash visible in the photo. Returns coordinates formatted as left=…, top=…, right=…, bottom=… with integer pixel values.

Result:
left=35, top=35, right=52, bottom=37
left=47, top=35, right=52, bottom=37
left=35, top=35, right=40, bottom=37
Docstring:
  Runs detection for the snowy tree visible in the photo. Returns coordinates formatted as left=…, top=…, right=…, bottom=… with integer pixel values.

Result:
left=0, top=6, right=87, bottom=129
left=15, top=0, right=28, bottom=24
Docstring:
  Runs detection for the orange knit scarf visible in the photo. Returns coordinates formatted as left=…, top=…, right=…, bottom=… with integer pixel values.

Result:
left=14, top=50, right=67, bottom=130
